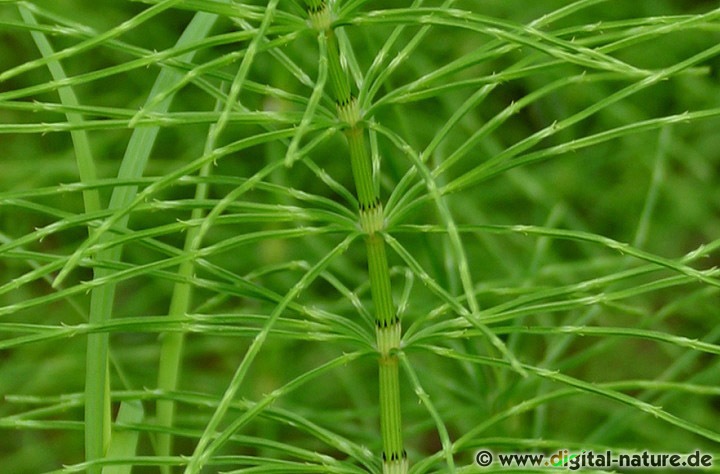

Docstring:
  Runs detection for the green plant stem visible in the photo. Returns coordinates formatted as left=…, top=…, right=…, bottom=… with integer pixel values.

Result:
left=305, top=2, right=407, bottom=472
left=17, top=6, right=107, bottom=471
left=73, top=12, right=215, bottom=473
left=155, top=157, right=212, bottom=471
left=17, top=7, right=101, bottom=216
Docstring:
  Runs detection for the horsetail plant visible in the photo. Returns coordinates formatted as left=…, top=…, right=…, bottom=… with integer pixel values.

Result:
left=3, top=1, right=720, bottom=473
left=304, top=1, right=407, bottom=472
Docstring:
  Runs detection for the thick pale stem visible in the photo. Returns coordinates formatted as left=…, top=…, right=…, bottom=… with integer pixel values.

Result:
left=157, top=125, right=213, bottom=470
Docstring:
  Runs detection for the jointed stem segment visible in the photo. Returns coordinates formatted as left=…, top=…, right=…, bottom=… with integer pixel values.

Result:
left=305, top=2, right=407, bottom=472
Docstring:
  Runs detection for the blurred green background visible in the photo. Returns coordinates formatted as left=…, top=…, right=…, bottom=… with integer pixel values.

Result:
left=1, top=1, right=719, bottom=472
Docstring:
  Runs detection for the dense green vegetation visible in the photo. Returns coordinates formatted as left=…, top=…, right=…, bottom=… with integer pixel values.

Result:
left=1, top=1, right=719, bottom=472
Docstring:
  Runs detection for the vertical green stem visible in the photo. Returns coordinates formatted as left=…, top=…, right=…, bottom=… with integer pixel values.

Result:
left=18, top=7, right=107, bottom=471
left=156, top=157, right=212, bottom=473
left=305, top=2, right=407, bottom=472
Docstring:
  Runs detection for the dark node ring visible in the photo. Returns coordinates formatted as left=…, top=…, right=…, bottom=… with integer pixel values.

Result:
left=359, top=197, right=381, bottom=212
left=375, top=315, right=400, bottom=328
left=382, top=450, right=403, bottom=461
left=335, top=96, right=355, bottom=108
left=383, top=451, right=404, bottom=462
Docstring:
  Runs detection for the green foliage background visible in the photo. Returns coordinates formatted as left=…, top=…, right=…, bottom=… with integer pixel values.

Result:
left=1, top=0, right=719, bottom=472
